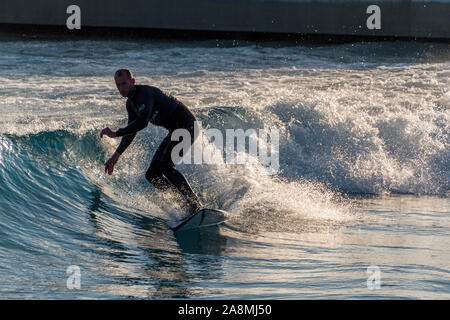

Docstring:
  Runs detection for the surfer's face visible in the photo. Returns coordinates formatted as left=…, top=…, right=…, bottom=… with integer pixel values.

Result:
left=115, top=75, right=135, bottom=97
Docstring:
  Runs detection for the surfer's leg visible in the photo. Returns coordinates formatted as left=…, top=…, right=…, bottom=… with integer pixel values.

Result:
left=145, top=168, right=176, bottom=193
left=145, top=136, right=179, bottom=194
left=161, top=165, right=203, bottom=213
left=166, top=120, right=203, bottom=214
left=147, top=134, right=203, bottom=213
left=161, top=127, right=203, bottom=213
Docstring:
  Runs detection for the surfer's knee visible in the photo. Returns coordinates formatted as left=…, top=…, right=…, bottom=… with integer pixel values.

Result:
left=145, top=167, right=161, bottom=184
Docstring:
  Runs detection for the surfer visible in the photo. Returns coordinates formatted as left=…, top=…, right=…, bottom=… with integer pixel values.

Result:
left=100, top=69, right=203, bottom=216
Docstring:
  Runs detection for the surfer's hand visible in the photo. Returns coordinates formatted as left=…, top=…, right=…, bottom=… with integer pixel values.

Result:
left=100, top=127, right=117, bottom=138
left=104, top=152, right=120, bottom=175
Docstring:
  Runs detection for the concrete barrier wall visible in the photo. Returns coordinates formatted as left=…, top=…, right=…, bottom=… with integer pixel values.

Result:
left=0, top=0, right=449, bottom=39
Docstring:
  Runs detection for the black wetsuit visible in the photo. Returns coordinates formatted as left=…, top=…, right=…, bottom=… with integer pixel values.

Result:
left=115, top=85, right=202, bottom=213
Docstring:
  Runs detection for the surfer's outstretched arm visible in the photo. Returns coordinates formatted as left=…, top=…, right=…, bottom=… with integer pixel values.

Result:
left=102, top=130, right=137, bottom=175
left=104, top=151, right=119, bottom=175
left=101, top=99, right=145, bottom=174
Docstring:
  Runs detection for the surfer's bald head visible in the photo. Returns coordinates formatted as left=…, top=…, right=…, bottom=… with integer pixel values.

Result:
left=114, top=69, right=135, bottom=97
left=114, top=68, right=134, bottom=80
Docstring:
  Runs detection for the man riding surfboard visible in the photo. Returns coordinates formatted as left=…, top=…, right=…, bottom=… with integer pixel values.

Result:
left=100, top=69, right=203, bottom=216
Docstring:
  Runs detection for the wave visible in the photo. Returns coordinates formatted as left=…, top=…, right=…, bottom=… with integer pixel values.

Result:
left=0, top=99, right=446, bottom=251
left=1, top=97, right=448, bottom=227
left=269, top=100, right=448, bottom=196
left=1, top=95, right=447, bottom=245
left=0, top=126, right=352, bottom=232
left=194, top=103, right=449, bottom=196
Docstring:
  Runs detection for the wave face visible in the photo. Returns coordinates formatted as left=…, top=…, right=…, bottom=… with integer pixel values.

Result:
left=0, top=37, right=449, bottom=299
left=1, top=40, right=448, bottom=196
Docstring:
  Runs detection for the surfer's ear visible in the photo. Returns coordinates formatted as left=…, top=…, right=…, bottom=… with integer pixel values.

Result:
left=131, top=78, right=135, bottom=85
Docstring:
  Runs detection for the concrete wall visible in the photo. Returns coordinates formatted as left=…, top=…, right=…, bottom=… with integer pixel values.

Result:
left=0, top=0, right=449, bottom=39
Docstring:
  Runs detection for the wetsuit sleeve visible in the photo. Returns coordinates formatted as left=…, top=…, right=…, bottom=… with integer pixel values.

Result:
left=115, top=106, right=138, bottom=155
left=116, top=96, right=154, bottom=138
left=115, top=133, right=136, bottom=155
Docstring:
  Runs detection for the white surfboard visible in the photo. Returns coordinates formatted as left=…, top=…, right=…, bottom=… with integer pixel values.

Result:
left=171, top=208, right=228, bottom=232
